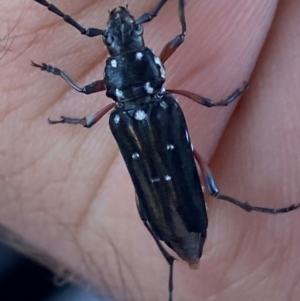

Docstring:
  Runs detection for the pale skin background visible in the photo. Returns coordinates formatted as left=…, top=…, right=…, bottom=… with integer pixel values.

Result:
left=1, top=0, right=300, bottom=300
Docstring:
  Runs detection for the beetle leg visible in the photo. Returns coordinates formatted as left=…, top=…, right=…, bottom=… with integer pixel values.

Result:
left=168, top=81, right=249, bottom=107
left=34, top=0, right=104, bottom=37
left=136, top=0, right=168, bottom=24
left=31, top=61, right=105, bottom=95
left=136, top=196, right=174, bottom=301
left=194, top=150, right=300, bottom=214
left=159, top=0, right=186, bottom=64
left=48, top=103, right=115, bottom=128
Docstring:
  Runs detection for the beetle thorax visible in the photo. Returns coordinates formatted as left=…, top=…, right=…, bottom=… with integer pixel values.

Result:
left=104, top=48, right=166, bottom=106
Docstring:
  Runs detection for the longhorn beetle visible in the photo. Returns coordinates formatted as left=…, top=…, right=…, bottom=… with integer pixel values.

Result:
left=32, top=0, right=300, bottom=300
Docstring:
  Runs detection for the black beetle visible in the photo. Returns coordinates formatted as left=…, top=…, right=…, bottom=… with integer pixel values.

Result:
left=31, top=1, right=300, bottom=300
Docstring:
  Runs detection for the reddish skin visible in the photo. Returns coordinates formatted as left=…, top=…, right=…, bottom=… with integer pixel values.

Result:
left=1, top=0, right=300, bottom=300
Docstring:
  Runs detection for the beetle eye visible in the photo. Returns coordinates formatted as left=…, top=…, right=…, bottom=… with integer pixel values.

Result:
left=104, top=33, right=114, bottom=45
left=133, top=24, right=143, bottom=36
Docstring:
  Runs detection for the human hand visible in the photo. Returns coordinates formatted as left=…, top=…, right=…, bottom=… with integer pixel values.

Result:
left=1, top=0, right=299, bottom=300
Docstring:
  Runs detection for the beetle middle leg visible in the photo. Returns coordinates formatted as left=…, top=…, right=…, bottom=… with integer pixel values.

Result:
left=168, top=81, right=249, bottom=108
left=194, top=150, right=300, bottom=214
left=136, top=196, right=175, bottom=301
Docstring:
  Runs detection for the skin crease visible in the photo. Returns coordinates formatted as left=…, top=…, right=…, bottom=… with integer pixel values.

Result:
left=1, top=0, right=300, bottom=300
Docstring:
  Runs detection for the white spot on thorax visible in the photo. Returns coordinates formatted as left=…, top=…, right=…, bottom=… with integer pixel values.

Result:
left=115, top=89, right=124, bottom=99
left=114, top=114, right=120, bottom=124
left=132, top=152, right=140, bottom=159
left=164, top=175, right=172, bottom=181
left=167, top=144, right=174, bottom=150
left=134, top=110, right=147, bottom=120
left=144, top=82, right=154, bottom=94
left=136, top=52, right=143, bottom=60
left=150, top=177, right=160, bottom=183
left=154, top=56, right=165, bottom=78
left=160, top=101, right=168, bottom=109
left=111, top=59, right=117, bottom=67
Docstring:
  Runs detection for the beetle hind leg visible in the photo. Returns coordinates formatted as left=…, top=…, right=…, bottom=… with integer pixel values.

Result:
left=194, top=150, right=300, bottom=214
left=136, top=196, right=175, bottom=301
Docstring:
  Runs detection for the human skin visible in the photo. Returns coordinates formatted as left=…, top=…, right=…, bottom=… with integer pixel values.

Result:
left=1, top=0, right=300, bottom=300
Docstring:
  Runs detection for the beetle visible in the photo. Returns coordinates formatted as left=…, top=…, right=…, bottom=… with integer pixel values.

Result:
left=31, top=0, right=300, bottom=300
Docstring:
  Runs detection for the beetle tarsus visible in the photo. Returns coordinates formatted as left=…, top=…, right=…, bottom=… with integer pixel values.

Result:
left=48, top=116, right=87, bottom=126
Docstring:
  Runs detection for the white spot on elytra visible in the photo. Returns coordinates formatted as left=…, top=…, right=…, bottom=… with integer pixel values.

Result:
left=164, top=175, right=172, bottom=181
left=134, top=110, right=147, bottom=120
left=154, top=56, right=165, bottom=78
left=185, top=130, right=190, bottom=142
left=132, top=152, right=140, bottom=159
left=136, top=52, right=143, bottom=60
left=160, top=101, right=168, bottom=109
left=150, top=177, right=160, bottom=183
left=114, top=114, right=120, bottom=124
left=144, top=82, right=154, bottom=94
left=190, top=143, right=194, bottom=151
left=167, top=144, right=174, bottom=150
left=111, top=59, right=117, bottom=67
left=116, top=89, right=124, bottom=99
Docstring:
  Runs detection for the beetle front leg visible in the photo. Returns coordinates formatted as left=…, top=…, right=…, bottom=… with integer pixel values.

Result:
left=168, top=81, right=249, bottom=108
left=159, top=0, right=186, bottom=64
left=136, top=0, right=168, bottom=24
left=141, top=221, right=174, bottom=301
left=48, top=103, right=115, bottom=128
left=194, top=150, right=300, bottom=214
left=31, top=62, right=105, bottom=95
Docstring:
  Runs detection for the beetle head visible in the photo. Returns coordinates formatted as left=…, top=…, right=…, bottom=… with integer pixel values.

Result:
left=103, top=7, right=144, bottom=56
